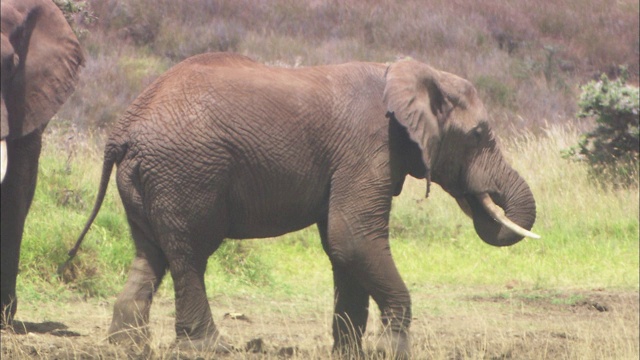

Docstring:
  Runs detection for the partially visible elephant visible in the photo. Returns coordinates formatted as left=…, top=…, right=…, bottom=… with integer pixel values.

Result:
left=1, top=0, right=84, bottom=325
left=72, top=53, right=538, bottom=358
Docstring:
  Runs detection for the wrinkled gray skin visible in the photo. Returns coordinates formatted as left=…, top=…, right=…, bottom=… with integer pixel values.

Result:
left=75, top=53, right=536, bottom=358
left=1, top=0, right=84, bottom=326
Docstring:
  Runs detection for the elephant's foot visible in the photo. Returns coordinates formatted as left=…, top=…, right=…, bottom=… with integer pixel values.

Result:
left=375, top=329, right=410, bottom=360
left=332, top=335, right=365, bottom=359
left=108, top=297, right=153, bottom=346
left=332, top=345, right=365, bottom=360
left=108, top=324, right=151, bottom=347
left=0, top=311, right=12, bottom=329
left=1, top=298, right=17, bottom=328
left=174, top=332, right=234, bottom=353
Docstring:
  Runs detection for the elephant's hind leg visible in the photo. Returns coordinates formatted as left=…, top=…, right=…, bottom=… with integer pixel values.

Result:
left=167, top=255, right=230, bottom=352
left=108, top=223, right=167, bottom=346
left=157, top=223, right=231, bottom=353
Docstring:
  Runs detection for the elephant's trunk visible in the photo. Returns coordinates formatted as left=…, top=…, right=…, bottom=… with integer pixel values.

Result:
left=466, top=169, right=537, bottom=247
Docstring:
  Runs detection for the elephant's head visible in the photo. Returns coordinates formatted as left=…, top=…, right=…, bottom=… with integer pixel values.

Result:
left=0, top=0, right=84, bottom=182
left=384, top=60, right=539, bottom=246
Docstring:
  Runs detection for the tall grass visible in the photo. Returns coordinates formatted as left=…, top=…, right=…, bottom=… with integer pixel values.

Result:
left=17, top=123, right=638, bottom=305
left=385, top=123, right=639, bottom=291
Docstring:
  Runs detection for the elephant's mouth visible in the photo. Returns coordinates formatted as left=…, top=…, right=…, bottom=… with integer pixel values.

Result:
left=474, top=193, right=539, bottom=239
left=456, top=193, right=540, bottom=243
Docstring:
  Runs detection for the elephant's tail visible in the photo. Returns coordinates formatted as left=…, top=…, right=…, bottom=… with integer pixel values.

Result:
left=65, top=144, right=120, bottom=260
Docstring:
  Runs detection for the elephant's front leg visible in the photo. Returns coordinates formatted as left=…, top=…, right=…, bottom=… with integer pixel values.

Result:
left=319, top=219, right=369, bottom=357
left=367, top=254, right=412, bottom=360
left=0, top=131, right=42, bottom=327
left=320, top=196, right=412, bottom=359
left=331, top=264, right=371, bottom=356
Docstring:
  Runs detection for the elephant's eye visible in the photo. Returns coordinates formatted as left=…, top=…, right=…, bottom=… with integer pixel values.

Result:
left=2, top=53, right=19, bottom=76
left=471, top=125, right=483, bottom=143
left=470, top=122, right=492, bottom=145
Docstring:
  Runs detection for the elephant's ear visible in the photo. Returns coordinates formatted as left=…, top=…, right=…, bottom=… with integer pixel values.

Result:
left=5, top=0, right=84, bottom=138
left=383, top=59, right=477, bottom=175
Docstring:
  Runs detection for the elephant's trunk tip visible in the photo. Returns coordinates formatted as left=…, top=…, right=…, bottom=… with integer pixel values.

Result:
left=478, top=193, right=541, bottom=239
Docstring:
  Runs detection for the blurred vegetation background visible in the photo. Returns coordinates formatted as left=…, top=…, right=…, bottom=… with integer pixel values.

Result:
left=55, top=0, right=639, bottom=135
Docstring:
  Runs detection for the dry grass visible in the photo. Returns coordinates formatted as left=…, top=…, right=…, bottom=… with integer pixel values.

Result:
left=59, top=0, right=640, bottom=134
left=2, top=289, right=638, bottom=359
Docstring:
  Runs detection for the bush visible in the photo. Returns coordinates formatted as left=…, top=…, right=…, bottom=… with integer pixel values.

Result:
left=474, top=75, right=517, bottom=110
left=564, top=70, right=639, bottom=187
left=53, top=0, right=94, bottom=39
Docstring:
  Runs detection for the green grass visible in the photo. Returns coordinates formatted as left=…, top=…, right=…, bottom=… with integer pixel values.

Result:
left=16, top=124, right=638, bottom=306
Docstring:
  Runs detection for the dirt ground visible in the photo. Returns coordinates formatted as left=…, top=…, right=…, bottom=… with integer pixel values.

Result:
left=1, top=287, right=638, bottom=359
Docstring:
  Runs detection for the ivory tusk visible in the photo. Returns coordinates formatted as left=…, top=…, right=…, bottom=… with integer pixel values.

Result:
left=455, top=197, right=473, bottom=218
left=1, top=140, right=7, bottom=183
left=477, top=193, right=541, bottom=239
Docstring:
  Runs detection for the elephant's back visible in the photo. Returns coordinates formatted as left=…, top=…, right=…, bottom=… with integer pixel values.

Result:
left=180, top=52, right=263, bottom=68
left=110, top=53, right=390, bottom=168
left=117, top=52, right=386, bottom=126
left=108, top=54, right=393, bottom=239
left=110, top=54, right=391, bottom=180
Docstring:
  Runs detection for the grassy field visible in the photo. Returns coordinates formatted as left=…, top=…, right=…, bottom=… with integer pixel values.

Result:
left=17, top=122, right=638, bottom=302
left=6, top=122, right=637, bottom=359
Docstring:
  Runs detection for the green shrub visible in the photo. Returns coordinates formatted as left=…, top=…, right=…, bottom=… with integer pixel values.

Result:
left=474, top=75, right=517, bottom=110
left=53, top=0, right=93, bottom=39
left=213, top=240, right=274, bottom=287
left=564, top=71, right=639, bottom=187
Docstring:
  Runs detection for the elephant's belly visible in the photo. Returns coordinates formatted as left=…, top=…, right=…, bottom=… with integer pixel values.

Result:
left=224, top=181, right=329, bottom=239
left=225, top=204, right=325, bottom=239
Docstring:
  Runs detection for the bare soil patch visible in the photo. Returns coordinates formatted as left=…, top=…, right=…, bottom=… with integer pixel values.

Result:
left=2, top=288, right=638, bottom=359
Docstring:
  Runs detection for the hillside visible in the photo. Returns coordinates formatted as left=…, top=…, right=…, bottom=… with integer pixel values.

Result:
left=58, top=0, right=639, bottom=135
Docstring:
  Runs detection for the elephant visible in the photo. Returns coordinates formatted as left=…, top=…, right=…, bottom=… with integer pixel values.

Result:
left=71, top=52, right=538, bottom=358
left=1, top=0, right=84, bottom=326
